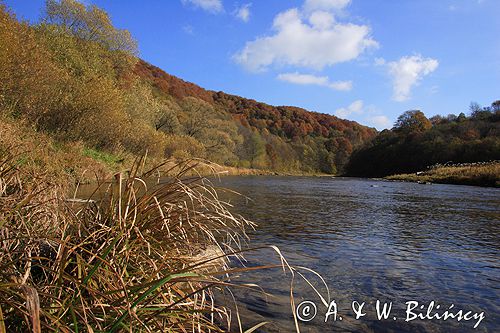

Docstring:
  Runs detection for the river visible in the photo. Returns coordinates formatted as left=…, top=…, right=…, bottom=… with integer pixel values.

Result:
left=210, top=176, right=500, bottom=333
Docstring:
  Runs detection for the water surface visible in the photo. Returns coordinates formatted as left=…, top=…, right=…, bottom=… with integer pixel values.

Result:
left=213, top=177, right=499, bottom=333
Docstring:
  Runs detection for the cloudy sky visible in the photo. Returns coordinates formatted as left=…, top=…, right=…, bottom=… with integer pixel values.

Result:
left=6, top=0, right=500, bottom=129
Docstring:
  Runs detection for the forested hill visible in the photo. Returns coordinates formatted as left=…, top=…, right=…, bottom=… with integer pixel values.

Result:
left=0, top=1, right=376, bottom=175
left=134, top=59, right=378, bottom=173
left=345, top=109, right=500, bottom=177
left=2, top=0, right=497, bottom=180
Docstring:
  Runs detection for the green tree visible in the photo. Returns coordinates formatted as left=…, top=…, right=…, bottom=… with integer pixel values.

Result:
left=241, top=130, right=267, bottom=169
left=125, top=83, right=181, bottom=134
left=154, top=99, right=181, bottom=134
left=44, top=0, right=137, bottom=55
left=491, top=100, right=500, bottom=113
left=393, top=110, right=432, bottom=133
left=43, top=0, right=137, bottom=76
left=457, top=112, right=467, bottom=122
left=177, top=97, right=242, bottom=164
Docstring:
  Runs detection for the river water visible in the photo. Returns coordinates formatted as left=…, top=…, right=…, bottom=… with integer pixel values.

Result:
left=210, top=176, right=500, bottom=333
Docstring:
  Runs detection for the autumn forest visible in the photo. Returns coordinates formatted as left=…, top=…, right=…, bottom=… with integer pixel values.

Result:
left=0, top=1, right=499, bottom=331
left=0, top=0, right=498, bottom=178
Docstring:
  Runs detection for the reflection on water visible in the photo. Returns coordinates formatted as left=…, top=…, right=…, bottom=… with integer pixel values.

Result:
left=212, top=177, right=500, bottom=333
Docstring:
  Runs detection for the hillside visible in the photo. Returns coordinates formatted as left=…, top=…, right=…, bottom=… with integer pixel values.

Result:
left=0, top=2, right=376, bottom=178
left=134, top=60, right=377, bottom=173
left=345, top=109, right=500, bottom=178
left=3, top=0, right=497, bottom=181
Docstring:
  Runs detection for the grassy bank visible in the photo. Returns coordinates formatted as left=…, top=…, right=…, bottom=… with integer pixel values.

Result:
left=2, top=108, right=316, bottom=332
left=0, top=115, right=119, bottom=185
left=162, top=162, right=330, bottom=177
left=0, top=147, right=274, bottom=331
left=386, top=161, right=500, bottom=187
left=0, top=114, right=319, bottom=332
left=0, top=117, right=273, bottom=332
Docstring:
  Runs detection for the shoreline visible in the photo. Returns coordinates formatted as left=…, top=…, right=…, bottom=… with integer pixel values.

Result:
left=385, top=162, right=500, bottom=188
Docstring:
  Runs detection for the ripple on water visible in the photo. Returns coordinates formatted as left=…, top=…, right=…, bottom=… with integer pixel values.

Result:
left=214, top=176, right=500, bottom=333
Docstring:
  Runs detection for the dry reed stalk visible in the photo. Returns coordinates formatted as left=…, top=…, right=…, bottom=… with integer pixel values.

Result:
left=1, top=151, right=325, bottom=332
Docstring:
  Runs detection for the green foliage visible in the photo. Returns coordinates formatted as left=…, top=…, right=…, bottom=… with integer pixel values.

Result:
left=45, top=0, right=137, bottom=55
left=346, top=104, right=500, bottom=177
left=238, top=129, right=266, bottom=169
left=393, top=110, right=432, bottom=133
left=83, top=147, right=121, bottom=167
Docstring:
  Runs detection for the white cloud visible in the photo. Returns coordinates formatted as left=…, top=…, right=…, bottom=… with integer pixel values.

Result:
left=382, top=55, right=439, bottom=102
left=181, top=0, right=223, bottom=13
left=234, top=6, right=378, bottom=72
left=236, top=3, right=251, bottom=22
left=303, top=0, right=351, bottom=12
left=278, top=72, right=352, bottom=91
left=335, top=100, right=364, bottom=118
left=334, top=100, right=391, bottom=130
left=366, top=115, right=391, bottom=129
left=309, top=11, right=335, bottom=29
left=329, top=80, right=353, bottom=91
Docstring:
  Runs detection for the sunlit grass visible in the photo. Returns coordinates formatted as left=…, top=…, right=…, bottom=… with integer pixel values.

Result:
left=386, top=161, right=500, bottom=187
left=0, top=152, right=268, bottom=332
left=1, top=125, right=330, bottom=333
left=83, top=148, right=123, bottom=169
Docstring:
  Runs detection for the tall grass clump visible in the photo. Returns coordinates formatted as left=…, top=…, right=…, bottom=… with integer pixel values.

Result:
left=0, top=152, right=267, bottom=332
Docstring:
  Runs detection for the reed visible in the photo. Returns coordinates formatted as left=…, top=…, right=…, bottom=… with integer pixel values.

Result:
left=1, top=152, right=294, bottom=332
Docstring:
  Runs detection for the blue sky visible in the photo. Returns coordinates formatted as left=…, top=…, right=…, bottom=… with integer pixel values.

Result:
left=5, top=0, right=500, bottom=129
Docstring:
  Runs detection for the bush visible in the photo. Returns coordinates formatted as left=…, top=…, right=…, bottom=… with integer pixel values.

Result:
left=164, top=134, right=206, bottom=159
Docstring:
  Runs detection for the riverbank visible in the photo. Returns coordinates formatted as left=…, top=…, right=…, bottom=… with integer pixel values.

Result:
left=159, top=161, right=330, bottom=178
left=386, top=161, right=500, bottom=187
left=0, top=115, right=327, bottom=190
left=0, top=145, right=269, bottom=331
left=1, top=113, right=269, bottom=331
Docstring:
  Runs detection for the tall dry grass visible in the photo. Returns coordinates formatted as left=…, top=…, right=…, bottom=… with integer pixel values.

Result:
left=1, top=151, right=293, bottom=332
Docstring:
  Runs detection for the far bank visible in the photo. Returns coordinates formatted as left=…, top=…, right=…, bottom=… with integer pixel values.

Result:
left=385, top=161, right=499, bottom=188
